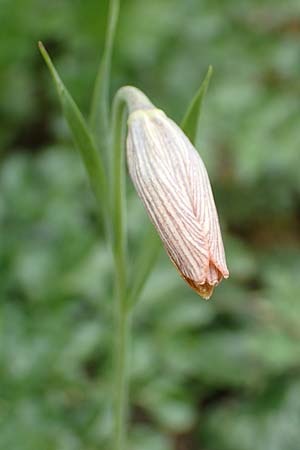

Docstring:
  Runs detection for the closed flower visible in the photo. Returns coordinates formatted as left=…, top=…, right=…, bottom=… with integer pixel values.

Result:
left=122, top=86, right=229, bottom=299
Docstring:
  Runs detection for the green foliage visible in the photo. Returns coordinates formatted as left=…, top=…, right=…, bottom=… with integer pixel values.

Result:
left=181, top=65, right=213, bottom=144
left=1, top=0, right=300, bottom=449
left=38, top=43, right=108, bottom=222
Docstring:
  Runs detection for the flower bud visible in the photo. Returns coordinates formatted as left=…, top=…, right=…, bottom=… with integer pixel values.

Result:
left=121, top=87, right=229, bottom=299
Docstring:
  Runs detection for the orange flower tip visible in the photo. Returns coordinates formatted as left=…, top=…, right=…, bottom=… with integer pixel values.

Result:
left=184, top=277, right=215, bottom=300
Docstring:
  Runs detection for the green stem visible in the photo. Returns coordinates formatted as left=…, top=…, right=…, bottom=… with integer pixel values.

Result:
left=111, top=91, right=129, bottom=450
left=110, top=86, right=155, bottom=450
left=90, top=0, right=120, bottom=144
left=113, top=296, right=131, bottom=450
left=111, top=93, right=127, bottom=285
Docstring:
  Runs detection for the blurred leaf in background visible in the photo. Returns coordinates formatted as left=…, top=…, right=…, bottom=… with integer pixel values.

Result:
left=1, top=0, right=300, bottom=449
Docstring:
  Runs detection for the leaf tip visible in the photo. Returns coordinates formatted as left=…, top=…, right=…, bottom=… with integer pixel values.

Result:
left=38, top=41, right=47, bottom=59
left=203, top=65, right=213, bottom=91
left=38, top=41, right=63, bottom=94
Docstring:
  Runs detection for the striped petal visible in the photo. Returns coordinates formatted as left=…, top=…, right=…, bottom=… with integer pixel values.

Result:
left=125, top=99, right=229, bottom=299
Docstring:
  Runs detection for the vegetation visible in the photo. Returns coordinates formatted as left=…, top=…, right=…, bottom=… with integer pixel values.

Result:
left=1, top=0, right=300, bottom=449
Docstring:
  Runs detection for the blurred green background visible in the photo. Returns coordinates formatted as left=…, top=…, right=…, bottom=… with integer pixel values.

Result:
left=1, top=0, right=300, bottom=449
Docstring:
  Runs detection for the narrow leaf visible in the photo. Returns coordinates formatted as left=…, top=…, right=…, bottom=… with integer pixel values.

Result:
left=38, top=42, right=108, bottom=218
left=181, top=65, right=213, bottom=145
left=89, top=0, right=120, bottom=141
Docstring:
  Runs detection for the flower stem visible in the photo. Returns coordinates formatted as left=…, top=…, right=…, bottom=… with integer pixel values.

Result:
left=111, top=95, right=126, bottom=264
left=111, top=91, right=129, bottom=450
left=113, top=293, right=131, bottom=450
left=110, top=85, right=159, bottom=450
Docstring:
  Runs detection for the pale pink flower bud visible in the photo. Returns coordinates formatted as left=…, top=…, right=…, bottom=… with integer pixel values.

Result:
left=121, top=87, right=229, bottom=299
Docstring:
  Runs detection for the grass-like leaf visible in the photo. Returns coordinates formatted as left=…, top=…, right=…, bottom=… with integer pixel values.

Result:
left=181, top=65, right=213, bottom=145
left=38, top=42, right=108, bottom=220
left=89, top=0, right=120, bottom=142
